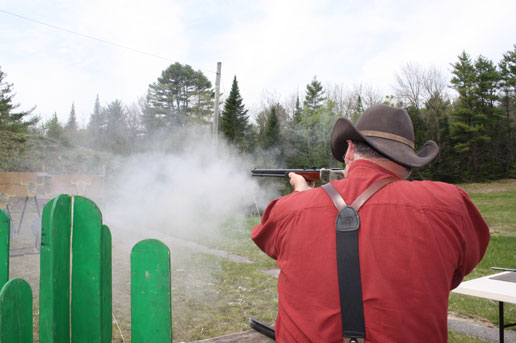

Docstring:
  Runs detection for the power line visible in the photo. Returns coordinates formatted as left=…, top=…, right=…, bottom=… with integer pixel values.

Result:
left=0, top=8, right=217, bottom=74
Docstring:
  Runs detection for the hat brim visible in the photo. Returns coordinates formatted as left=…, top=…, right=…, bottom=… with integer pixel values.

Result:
left=331, top=117, right=439, bottom=168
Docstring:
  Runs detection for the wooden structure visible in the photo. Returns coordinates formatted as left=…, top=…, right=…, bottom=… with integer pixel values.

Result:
left=0, top=172, right=103, bottom=199
left=0, top=195, right=172, bottom=342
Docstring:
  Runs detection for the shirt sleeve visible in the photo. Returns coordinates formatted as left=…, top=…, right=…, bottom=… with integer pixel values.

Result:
left=251, top=198, right=283, bottom=260
left=451, top=188, right=491, bottom=289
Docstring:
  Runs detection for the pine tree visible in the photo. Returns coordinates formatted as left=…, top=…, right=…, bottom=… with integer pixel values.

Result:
left=292, top=96, right=303, bottom=123
left=104, top=99, right=130, bottom=155
left=0, top=66, right=38, bottom=132
left=87, top=95, right=106, bottom=149
left=220, top=76, right=251, bottom=151
left=45, top=113, right=67, bottom=144
left=303, top=76, right=325, bottom=115
left=145, top=62, right=213, bottom=130
left=65, top=102, right=79, bottom=141
left=450, top=52, right=491, bottom=180
left=498, top=45, right=516, bottom=175
left=262, top=106, right=281, bottom=150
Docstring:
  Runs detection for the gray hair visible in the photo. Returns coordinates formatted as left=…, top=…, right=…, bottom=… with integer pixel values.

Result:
left=352, top=140, right=387, bottom=159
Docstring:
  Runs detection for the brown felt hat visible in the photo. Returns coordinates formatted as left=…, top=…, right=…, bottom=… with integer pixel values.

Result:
left=331, top=104, right=439, bottom=168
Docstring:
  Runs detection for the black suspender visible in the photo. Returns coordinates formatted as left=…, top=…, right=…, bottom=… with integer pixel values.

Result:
left=322, top=178, right=396, bottom=343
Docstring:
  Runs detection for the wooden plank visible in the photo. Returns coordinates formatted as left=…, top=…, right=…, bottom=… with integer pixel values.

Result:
left=131, top=239, right=172, bottom=343
left=71, top=196, right=103, bottom=343
left=0, top=278, right=33, bottom=343
left=192, top=330, right=275, bottom=343
left=100, top=225, right=112, bottom=343
left=0, top=210, right=9, bottom=290
left=39, top=194, right=72, bottom=343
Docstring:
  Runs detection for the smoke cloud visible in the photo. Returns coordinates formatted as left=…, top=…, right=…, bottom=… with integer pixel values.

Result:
left=100, top=128, right=279, bottom=246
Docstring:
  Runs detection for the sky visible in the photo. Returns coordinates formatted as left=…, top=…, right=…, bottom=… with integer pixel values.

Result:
left=1, top=0, right=515, bottom=126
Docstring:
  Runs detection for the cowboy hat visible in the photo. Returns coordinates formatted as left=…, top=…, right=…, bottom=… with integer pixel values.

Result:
left=331, top=104, right=439, bottom=168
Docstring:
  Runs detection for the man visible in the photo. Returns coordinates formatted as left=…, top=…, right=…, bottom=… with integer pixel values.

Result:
left=252, top=104, right=490, bottom=343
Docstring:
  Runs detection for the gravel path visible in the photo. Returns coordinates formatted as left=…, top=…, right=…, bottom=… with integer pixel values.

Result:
left=448, top=314, right=516, bottom=343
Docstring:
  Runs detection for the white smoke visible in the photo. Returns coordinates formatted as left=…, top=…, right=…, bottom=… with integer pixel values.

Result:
left=100, top=129, right=279, bottom=245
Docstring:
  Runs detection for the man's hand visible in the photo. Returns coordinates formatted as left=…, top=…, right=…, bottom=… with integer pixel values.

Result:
left=289, top=172, right=315, bottom=192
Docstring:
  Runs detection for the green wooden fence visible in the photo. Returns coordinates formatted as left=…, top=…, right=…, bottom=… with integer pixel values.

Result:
left=0, top=195, right=172, bottom=342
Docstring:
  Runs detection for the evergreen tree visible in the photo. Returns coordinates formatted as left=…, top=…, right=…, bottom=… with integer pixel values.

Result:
left=498, top=45, right=516, bottom=176
left=261, top=106, right=281, bottom=150
left=220, top=76, right=251, bottom=152
left=449, top=51, right=490, bottom=180
left=284, top=100, right=339, bottom=169
left=473, top=56, right=504, bottom=178
left=104, top=99, right=130, bottom=155
left=65, top=103, right=78, bottom=130
left=293, top=96, right=303, bottom=123
left=0, top=66, right=38, bottom=132
left=45, top=113, right=67, bottom=144
left=87, top=95, right=106, bottom=149
left=145, top=62, right=213, bottom=131
left=499, top=45, right=516, bottom=115
left=473, top=56, right=500, bottom=113
left=65, top=103, right=79, bottom=145
left=352, top=95, right=364, bottom=122
left=303, top=76, right=325, bottom=115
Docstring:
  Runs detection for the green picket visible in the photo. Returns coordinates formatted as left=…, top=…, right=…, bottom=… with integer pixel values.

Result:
left=101, top=225, right=112, bottom=343
left=0, top=210, right=9, bottom=290
left=39, top=194, right=72, bottom=343
left=71, top=196, right=106, bottom=343
left=131, top=239, right=172, bottom=343
left=0, top=278, right=33, bottom=343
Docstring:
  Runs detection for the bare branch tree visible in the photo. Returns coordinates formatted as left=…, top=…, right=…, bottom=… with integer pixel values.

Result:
left=393, top=62, right=426, bottom=109
left=423, top=66, right=449, bottom=100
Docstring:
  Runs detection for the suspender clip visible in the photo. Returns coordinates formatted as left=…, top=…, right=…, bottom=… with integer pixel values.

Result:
left=344, top=337, right=364, bottom=343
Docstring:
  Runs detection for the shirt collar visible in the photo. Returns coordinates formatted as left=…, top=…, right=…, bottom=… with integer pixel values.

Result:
left=347, top=159, right=400, bottom=179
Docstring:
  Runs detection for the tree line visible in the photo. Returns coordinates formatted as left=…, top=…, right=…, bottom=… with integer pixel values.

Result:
left=0, top=45, right=515, bottom=182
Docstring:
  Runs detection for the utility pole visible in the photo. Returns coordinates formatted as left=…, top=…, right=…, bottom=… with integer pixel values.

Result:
left=213, top=62, right=222, bottom=142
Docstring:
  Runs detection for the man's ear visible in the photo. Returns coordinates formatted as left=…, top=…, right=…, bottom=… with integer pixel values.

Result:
left=344, top=140, right=355, bottom=163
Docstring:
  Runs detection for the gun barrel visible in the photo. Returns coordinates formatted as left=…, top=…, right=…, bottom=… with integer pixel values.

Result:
left=251, top=168, right=323, bottom=182
left=252, top=168, right=345, bottom=183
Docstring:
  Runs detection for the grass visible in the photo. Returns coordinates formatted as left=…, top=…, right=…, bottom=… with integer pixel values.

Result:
left=169, top=245, right=278, bottom=342
left=448, top=330, right=488, bottom=342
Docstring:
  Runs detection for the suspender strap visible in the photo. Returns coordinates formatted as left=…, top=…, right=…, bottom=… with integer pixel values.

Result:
left=350, top=177, right=396, bottom=211
left=322, top=177, right=396, bottom=342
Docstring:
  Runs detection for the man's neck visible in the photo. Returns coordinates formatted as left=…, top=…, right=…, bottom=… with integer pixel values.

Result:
left=354, top=156, right=410, bottom=180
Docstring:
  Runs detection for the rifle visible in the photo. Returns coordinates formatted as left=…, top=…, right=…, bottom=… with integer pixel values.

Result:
left=251, top=168, right=345, bottom=183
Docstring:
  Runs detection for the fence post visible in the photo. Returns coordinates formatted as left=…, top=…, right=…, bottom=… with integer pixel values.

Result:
left=39, top=194, right=72, bottom=343
left=0, top=210, right=9, bottom=290
left=131, top=239, right=172, bottom=343
left=0, top=278, right=33, bottom=343
left=71, top=196, right=111, bottom=343
left=101, top=225, right=112, bottom=343
left=39, top=195, right=112, bottom=343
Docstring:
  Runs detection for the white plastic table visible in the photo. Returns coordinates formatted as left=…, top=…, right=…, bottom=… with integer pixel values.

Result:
left=452, top=271, right=516, bottom=342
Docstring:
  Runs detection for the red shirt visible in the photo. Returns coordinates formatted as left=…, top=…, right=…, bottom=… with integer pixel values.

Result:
left=252, top=160, right=490, bottom=343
